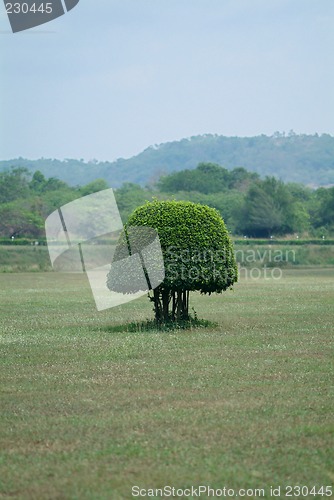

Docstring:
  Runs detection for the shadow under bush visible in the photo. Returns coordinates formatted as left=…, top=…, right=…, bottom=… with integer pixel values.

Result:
left=101, top=316, right=218, bottom=333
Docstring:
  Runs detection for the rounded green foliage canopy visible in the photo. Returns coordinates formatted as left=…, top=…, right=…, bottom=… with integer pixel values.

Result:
left=125, top=200, right=238, bottom=294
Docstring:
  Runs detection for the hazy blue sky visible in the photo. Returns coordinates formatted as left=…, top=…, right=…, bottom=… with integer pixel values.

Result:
left=1, top=0, right=333, bottom=161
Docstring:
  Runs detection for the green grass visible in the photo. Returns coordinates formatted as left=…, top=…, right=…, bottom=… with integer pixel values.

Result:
left=0, top=246, right=52, bottom=272
left=0, top=269, right=334, bottom=499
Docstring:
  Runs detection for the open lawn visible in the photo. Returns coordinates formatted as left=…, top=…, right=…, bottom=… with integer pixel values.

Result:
left=0, top=269, right=333, bottom=499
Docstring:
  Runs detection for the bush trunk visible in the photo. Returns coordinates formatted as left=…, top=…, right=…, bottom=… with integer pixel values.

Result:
left=151, top=287, right=190, bottom=323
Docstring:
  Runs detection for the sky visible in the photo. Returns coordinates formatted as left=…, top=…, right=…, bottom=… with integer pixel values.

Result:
left=1, top=0, right=334, bottom=162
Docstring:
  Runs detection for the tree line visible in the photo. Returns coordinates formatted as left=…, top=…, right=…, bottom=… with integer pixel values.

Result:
left=0, top=168, right=109, bottom=239
left=0, top=164, right=333, bottom=240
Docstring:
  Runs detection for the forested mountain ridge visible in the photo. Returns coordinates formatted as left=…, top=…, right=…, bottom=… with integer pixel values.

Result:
left=1, top=133, right=333, bottom=187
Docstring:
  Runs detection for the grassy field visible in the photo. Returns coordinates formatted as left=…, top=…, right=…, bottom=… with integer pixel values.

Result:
left=0, top=269, right=334, bottom=499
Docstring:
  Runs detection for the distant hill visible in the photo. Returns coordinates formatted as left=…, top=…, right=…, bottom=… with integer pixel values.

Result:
left=1, top=133, right=334, bottom=187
